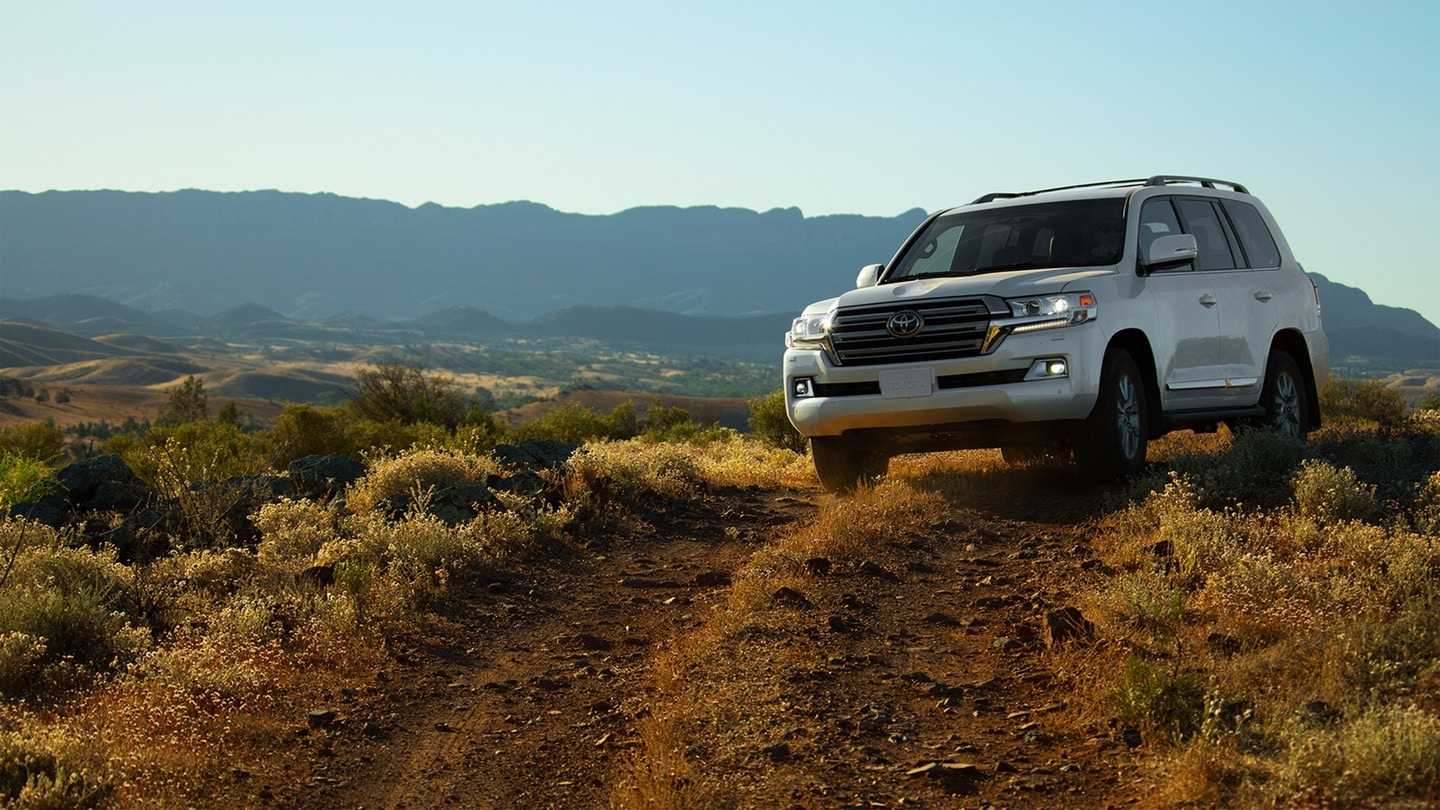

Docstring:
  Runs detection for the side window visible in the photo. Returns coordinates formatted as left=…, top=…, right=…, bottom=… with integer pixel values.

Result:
left=1138, top=197, right=1187, bottom=271
left=1222, top=200, right=1282, bottom=268
left=1176, top=198, right=1239, bottom=271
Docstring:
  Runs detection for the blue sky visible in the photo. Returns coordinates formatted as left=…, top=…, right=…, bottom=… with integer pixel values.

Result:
left=3, top=0, right=1438, bottom=329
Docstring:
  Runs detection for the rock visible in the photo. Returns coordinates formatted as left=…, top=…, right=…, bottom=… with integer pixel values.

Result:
left=803, top=557, right=831, bottom=576
left=298, top=564, right=335, bottom=589
left=770, top=586, right=813, bottom=610
left=619, top=577, right=681, bottom=589
left=491, top=440, right=579, bottom=472
left=858, top=560, right=896, bottom=579
left=488, top=469, right=545, bottom=498
left=762, top=742, right=791, bottom=762
left=5, top=496, right=69, bottom=527
left=694, top=570, right=731, bottom=587
left=430, top=483, right=504, bottom=524
left=307, top=709, right=337, bottom=729
left=574, top=633, right=614, bottom=651
left=1043, top=607, right=1095, bottom=646
left=924, top=611, right=961, bottom=626
left=55, top=454, right=146, bottom=511
left=288, top=455, right=365, bottom=499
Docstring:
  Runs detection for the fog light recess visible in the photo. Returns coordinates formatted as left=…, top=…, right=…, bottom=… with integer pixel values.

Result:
left=792, top=378, right=815, bottom=397
left=1024, top=359, right=1070, bottom=381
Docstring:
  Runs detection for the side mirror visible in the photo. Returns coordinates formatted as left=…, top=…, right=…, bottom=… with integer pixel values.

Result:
left=1143, top=234, right=1198, bottom=271
left=855, top=263, right=883, bottom=288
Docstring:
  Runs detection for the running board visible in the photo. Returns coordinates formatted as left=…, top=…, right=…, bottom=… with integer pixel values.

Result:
left=1160, top=406, right=1265, bottom=429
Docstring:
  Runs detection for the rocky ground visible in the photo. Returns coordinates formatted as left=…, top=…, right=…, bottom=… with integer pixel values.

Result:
left=204, top=474, right=1141, bottom=809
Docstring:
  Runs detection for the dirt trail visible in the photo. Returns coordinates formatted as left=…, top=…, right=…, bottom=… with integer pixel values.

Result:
left=230, top=480, right=1134, bottom=809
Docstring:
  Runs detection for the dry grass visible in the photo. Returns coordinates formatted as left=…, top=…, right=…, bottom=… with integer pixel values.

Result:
left=1063, top=419, right=1440, bottom=808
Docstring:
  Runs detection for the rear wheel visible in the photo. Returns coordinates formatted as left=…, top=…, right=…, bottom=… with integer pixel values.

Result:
left=1073, top=348, right=1148, bottom=480
left=811, top=436, right=888, bottom=494
left=1256, top=349, right=1309, bottom=438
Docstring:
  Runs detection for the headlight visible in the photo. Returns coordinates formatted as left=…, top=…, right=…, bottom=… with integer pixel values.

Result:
left=786, top=310, right=833, bottom=349
left=1005, top=291, right=1097, bottom=332
left=981, top=291, right=1097, bottom=353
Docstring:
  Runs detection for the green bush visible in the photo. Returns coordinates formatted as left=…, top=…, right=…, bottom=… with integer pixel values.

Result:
left=265, top=402, right=355, bottom=463
left=0, top=422, right=66, bottom=463
left=638, top=402, right=733, bottom=445
left=0, top=454, right=60, bottom=509
left=348, top=362, right=487, bottom=430
left=109, top=421, right=266, bottom=489
left=1321, top=378, right=1408, bottom=428
left=1113, top=655, right=1207, bottom=743
left=747, top=389, right=806, bottom=454
left=156, top=375, right=210, bottom=426
left=510, top=402, right=639, bottom=444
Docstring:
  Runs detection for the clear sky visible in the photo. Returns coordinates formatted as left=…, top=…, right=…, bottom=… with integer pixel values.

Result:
left=3, top=0, right=1438, bottom=328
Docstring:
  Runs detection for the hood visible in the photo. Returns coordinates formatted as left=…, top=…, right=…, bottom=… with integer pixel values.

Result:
left=828, top=266, right=1117, bottom=310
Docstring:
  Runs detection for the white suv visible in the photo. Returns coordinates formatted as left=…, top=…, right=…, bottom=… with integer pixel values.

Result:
left=783, top=176, right=1329, bottom=492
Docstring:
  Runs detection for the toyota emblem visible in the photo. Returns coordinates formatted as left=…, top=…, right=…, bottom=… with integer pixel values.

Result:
left=886, top=310, right=924, bottom=338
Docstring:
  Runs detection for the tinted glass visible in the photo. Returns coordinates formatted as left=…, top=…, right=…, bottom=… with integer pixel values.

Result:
left=1222, top=200, right=1281, bottom=268
left=888, top=198, right=1125, bottom=281
left=1139, top=198, right=1187, bottom=271
left=1176, top=198, right=1238, bottom=271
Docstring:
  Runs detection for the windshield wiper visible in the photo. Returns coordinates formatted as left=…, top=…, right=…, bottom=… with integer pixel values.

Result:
left=971, top=261, right=1053, bottom=273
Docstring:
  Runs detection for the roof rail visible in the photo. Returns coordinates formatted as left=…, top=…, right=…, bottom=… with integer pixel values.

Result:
left=1144, top=175, right=1249, bottom=194
left=969, top=175, right=1250, bottom=205
left=970, top=178, right=1147, bottom=205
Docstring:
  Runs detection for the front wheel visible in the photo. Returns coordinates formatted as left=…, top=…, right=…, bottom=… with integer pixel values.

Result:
left=1073, top=348, right=1148, bottom=481
left=811, top=436, right=888, bottom=494
left=1256, top=349, right=1310, bottom=438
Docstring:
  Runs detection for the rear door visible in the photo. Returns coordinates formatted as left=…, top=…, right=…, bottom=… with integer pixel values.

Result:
left=1175, top=197, right=1279, bottom=404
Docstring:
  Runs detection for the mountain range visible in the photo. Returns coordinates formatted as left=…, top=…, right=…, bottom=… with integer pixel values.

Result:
left=1, top=189, right=925, bottom=321
left=1, top=189, right=1437, bottom=370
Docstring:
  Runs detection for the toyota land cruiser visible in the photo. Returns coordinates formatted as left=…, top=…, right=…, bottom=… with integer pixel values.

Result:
left=783, top=176, right=1329, bottom=492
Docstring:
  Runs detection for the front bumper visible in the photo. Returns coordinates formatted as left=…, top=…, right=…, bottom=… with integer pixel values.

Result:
left=784, top=324, right=1106, bottom=439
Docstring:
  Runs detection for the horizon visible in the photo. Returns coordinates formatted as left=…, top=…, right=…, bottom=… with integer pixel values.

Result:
left=2, top=1, right=1438, bottom=327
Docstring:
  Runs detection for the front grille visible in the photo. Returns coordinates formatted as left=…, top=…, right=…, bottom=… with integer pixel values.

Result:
left=829, top=297, right=993, bottom=366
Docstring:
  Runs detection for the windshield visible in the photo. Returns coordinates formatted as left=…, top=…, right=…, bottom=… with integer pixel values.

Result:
left=886, top=198, right=1125, bottom=282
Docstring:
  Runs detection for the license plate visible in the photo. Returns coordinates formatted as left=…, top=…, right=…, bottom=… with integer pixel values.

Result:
left=879, top=368, right=934, bottom=398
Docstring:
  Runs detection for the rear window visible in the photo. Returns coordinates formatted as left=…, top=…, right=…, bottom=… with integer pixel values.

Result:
left=1222, top=200, right=1282, bottom=268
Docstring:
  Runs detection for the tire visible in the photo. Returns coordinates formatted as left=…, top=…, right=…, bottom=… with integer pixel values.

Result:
left=811, top=436, right=888, bottom=494
left=1073, top=348, right=1148, bottom=480
left=1256, top=349, right=1309, bottom=439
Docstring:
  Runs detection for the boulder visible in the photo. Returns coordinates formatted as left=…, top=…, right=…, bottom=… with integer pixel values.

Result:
left=288, top=455, right=365, bottom=499
left=55, top=454, right=146, bottom=511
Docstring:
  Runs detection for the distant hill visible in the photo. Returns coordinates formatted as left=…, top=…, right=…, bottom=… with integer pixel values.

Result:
left=0, top=190, right=926, bottom=321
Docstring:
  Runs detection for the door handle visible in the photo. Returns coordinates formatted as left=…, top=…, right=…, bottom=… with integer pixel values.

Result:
left=1253, top=290, right=1273, bottom=302
left=1199, top=294, right=1217, bottom=307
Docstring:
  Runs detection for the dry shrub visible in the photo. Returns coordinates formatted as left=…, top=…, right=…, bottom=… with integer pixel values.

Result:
left=1083, top=422, right=1440, bottom=805
left=1269, top=703, right=1440, bottom=807
left=347, top=445, right=499, bottom=515
left=1290, top=459, right=1378, bottom=523
left=0, top=522, right=150, bottom=694
left=1415, top=470, right=1440, bottom=535
left=0, top=718, right=109, bottom=808
left=251, top=498, right=338, bottom=565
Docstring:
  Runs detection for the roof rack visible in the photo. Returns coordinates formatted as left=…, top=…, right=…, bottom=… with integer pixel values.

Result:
left=1143, top=175, right=1249, bottom=194
left=970, top=175, right=1248, bottom=205
left=970, top=178, right=1146, bottom=205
